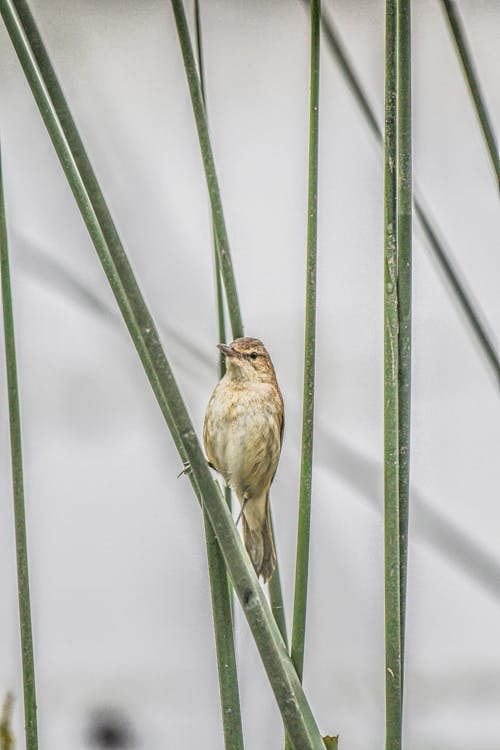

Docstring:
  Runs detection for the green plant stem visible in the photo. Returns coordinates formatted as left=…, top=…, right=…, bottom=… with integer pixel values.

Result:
left=268, top=518, right=288, bottom=649
left=440, top=0, right=500, bottom=193
left=193, top=0, right=229, bottom=377
left=170, top=0, right=243, bottom=340
left=0, top=149, right=38, bottom=750
left=397, top=0, right=412, bottom=694
left=192, top=0, right=288, bottom=648
left=192, top=5, right=242, bottom=745
left=383, top=2, right=402, bottom=749
left=2, top=4, right=326, bottom=747
left=315, top=4, right=500, bottom=385
left=202, top=509, right=243, bottom=750
left=290, top=0, right=320, bottom=687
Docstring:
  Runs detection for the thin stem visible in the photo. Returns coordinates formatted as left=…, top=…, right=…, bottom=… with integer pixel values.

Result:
left=0, top=148, right=38, bottom=750
left=315, top=4, right=500, bottom=385
left=2, top=4, right=326, bottom=747
left=384, top=1, right=402, bottom=748
left=290, top=0, right=320, bottom=684
left=397, top=0, right=412, bottom=696
left=268, top=515, right=288, bottom=649
left=193, top=0, right=228, bottom=375
left=202, top=510, right=243, bottom=750
left=170, top=0, right=243, bottom=339
left=192, top=5, right=242, bottom=745
left=193, top=0, right=288, bottom=648
left=440, top=0, right=500, bottom=193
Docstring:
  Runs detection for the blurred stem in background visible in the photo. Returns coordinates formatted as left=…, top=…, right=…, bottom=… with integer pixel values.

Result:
left=0, top=149, right=38, bottom=750
left=439, top=0, right=500, bottom=193
left=0, top=694, right=15, bottom=750
left=187, top=0, right=288, bottom=646
left=2, top=2, right=327, bottom=747
left=383, top=2, right=402, bottom=748
left=315, top=3, right=500, bottom=386
left=396, top=0, right=412, bottom=693
left=290, top=0, right=320, bottom=691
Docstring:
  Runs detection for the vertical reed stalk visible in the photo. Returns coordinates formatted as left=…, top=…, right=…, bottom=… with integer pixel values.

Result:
left=397, top=0, right=412, bottom=689
left=290, top=0, right=321, bottom=685
left=193, top=5, right=243, bottom=747
left=191, top=0, right=288, bottom=645
left=170, top=0, right=243, bottom=339
left=0, top=150, right=38, bottom=750
left=383, top=1, right=402, bottom=748
left=316, top=6, right=500, bottom=384
left=193, top=0, right=228, bottom=379
left=440, top=0, right=500, bottom=192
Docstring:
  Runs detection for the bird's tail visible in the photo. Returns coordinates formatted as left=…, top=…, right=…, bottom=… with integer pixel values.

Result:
left=242, top=494, right=276, bottom=583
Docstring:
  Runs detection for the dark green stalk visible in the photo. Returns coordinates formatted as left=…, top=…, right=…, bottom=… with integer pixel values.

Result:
left=170, top=0, right=243, bottom=339
left=268, top=522, right=288, bottom=649
left=192, top=5, right=242, bottom=745
left=2, top=4, right=326, bottom=746
left=201, top=511, right=243, bottom=750
left=397, top=0, right=412, bottom=694
left=440, top=0, right=500, bottom=192
left=192, top=0, right=288, bottom=646
left=290, top=0, right=320, bottom=685
left=193, top=0, right=228, bottom=377
left=316, top=4, right=500, bottom=385
left=0, top=149, right=38, bottom=750
left=383, top=2, right=402, bottom=749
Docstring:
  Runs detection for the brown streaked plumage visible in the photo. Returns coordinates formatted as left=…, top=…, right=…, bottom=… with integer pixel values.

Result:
left=203, top=337, right=284, bottom=582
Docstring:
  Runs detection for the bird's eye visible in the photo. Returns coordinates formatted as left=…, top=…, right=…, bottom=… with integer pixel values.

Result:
left=249, top=352, right=258, bottom=360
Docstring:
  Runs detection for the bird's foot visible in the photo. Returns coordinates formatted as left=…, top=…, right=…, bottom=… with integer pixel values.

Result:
left=177, top=461, right=192, bottom=479
left=235, top=497, right=249, bottom=528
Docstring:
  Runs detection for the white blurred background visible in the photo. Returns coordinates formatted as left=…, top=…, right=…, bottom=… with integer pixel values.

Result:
left=0, top=1, right=499, bottom=748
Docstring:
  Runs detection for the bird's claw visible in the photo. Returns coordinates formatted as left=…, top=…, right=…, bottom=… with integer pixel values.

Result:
left=177, top=461, right=192, bottom=479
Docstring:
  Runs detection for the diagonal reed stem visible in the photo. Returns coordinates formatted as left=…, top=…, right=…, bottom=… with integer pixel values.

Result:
left=383, top=1, right=402, bottom=748
left=315, top=4, right=500, bottom=386
left=396, top=0, right=412, bottom=696
left=440, top=0, right=500, bottom=193
left=0, top=148, right=38, bottom=750
left=1, top=3, right=325, bottom=747
left=290, top=0, right=320, bottom=685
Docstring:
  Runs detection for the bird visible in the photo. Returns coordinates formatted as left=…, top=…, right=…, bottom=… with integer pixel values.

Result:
left=203, top=337, right=284, bottom=582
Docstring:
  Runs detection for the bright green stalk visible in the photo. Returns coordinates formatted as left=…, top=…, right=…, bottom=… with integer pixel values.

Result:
left=440, top=0, right=500, bottom=192
left=192, top=5, right=242, bottom=746
left=316, top=5, right=500, bottom=385
left=192, top=0, right=288, bottom=647
left=0, top=149, right=38, bottom=750
left=397, top=0, right=412, bottom=692
left=2, top=4, right=326, bottom=747
left=384, top=2, right=402, bottom=749
left=290, top=0, right=320, bottom=685
left=170, top=0, right=243, bottom=340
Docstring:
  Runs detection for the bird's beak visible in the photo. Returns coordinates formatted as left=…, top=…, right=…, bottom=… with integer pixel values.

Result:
left=217, top=343, right=239, bottom=358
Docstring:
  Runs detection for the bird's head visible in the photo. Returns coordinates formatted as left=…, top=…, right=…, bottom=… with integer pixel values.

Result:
left=217, top=337, right=277, bottom=384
